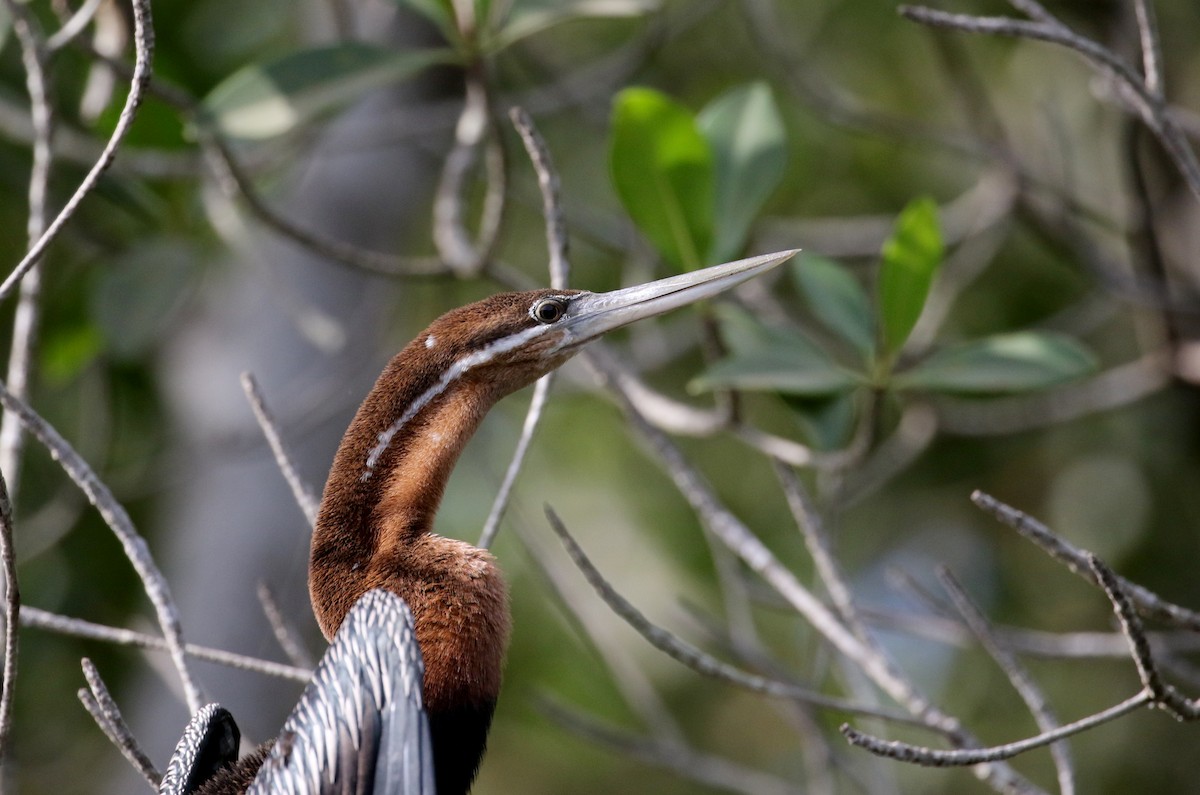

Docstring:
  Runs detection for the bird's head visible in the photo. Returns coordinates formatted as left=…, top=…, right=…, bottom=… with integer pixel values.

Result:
left=414, top=250, right=799, bottom=397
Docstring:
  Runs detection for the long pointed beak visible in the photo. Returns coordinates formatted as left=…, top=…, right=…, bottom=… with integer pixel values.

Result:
left=560, top=249, right=799, bottom=346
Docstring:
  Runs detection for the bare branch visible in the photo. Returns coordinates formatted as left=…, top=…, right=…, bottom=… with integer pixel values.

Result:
left=509, top=106, right=569, bottom=288
left=434, top=75, right=506, bottom=278
left=1131, top=0, right=1163, bottom=96
left=841, top=692, right=1148, bottom=768
left=256, top=582, right=316, bottom=670
left=972, top=491, right=1200, bottom=630
left=478, top=373, right=553, bottom=550
left=540, top=698, right=800, bottom=795
left=0, top=0, right=55, bottom=499
left=938, top=569, right=1075, bottom=795
left=898, top=5, right=1200, bottom=201
left=22, top=606, right=311, bottom=682
left=240, top=372, right=319, bottom=527
left=0, top=0, right=154, bottom=302
left=0, top=471, right=16, bottom=762
left=79, top=659, right=160, bottom=788
left=0, top=380, right=205, bottom=711
left=46, top=0, right=106, bottom=51
left=543, top=505, right=927, bottom=728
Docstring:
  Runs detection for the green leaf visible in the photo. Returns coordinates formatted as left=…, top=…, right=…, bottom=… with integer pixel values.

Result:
left=894, top=332, right=1098, bottom=394
left=691, top=307, right=859, bottom=396
left=791, top=254, right=873, bottom=359
left=786, top=393, right=857, bottom=450
left=878, top=197, right=943, bottom=356
left=610, top=87, right=713, bottom=270
left=492, top=0, right=655, bottom=49
left=697, top=82, right=786, bottom=263
left=202, top=45, right=453, bottom=140
left=41, top=325, right=103, bottom=385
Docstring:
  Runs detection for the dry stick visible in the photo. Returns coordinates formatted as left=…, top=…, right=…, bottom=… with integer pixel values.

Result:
left=198, top=131, right=449, bottom=278
left=433, top=74, right=506, bottom=278
left=0, top=0, right=55, bottom=502
left=971, top=491, right=1200, bottom=630
left=1131, top=0, right=1163, bottom=96
left=45, top=0, right=107, bottom=50
left=478, top=107, right=571, bottom=550
left=772, top=463, right=872, bottom=642
left=937, top=568, right=1075, bottom=795
left=539, top=698, right=800, bottom=795
left=590, top=363, right=1039, bottom=793
left=514, top=519, right=685, bottom=744
left=80, top=658, right=161, bottom=788
left=256, top=582, right=316, bottom=669
left=0, top=0, right=154, bottom=302
left=1086, top=554, right=1200, bottom=721
left=842, top=692, right=1149, bottom=768
left=0, top=382, right=204, bottom=711
left=0, top=472, right=15, bottom=764
left=240, top=372, right=319, bottom=527
left=22, top=606, right=310, bottom=682
left=543, top=505, right=928, bottom=728
left=508, top=106, right=569, bottom=288
left=897, top=6, right=1200, bottom=203
left=477, top=373, right=553, bottom=550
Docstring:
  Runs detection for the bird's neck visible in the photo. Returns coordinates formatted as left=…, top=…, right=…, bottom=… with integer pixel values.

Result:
left=307, top=343, right=508, bottom=710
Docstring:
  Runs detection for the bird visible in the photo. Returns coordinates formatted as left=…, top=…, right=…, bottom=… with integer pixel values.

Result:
left=159, top=250, right=798, bottom=795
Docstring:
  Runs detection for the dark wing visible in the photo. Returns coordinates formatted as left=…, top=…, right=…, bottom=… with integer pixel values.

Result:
left=158, top=703, right=241, bottom=795
left=247, top=589, right=435, bottom=795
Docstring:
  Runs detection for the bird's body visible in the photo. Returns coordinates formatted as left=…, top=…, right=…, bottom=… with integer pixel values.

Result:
left=160, top=251, right=797, bottom=795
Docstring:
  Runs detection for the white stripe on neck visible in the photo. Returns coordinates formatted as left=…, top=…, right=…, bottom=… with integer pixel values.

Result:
left=360, top=324, right=553, bottom=481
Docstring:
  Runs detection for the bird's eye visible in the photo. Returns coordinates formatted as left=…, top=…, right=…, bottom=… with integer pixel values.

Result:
left=531, top=297, right=567, bottom=324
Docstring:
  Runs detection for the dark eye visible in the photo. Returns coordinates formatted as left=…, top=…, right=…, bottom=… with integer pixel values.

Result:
left=531, top=297, right=567, bottom=324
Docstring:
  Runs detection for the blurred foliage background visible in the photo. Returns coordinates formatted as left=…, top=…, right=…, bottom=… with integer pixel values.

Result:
left=1, top=0, right=1199, bottom=793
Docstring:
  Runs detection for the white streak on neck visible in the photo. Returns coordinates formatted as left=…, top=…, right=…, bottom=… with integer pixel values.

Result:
left=360, top=324, right=551, bottom=481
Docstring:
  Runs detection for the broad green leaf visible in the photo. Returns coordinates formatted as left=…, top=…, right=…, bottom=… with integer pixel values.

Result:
left=894, top=332, right=1097, bottom=394
left=791, top=254, right=873, bottom=359
left=491, top=0, right=655, bottom=49
left=691, top=307, right=859, bottom=396
left=202, top=45, right=453, bottom=140
left=878, top=197, right=943, bottom=356
left=697, top=82, right=786, bottom=263
left=610, top=88, right=713, bottom=270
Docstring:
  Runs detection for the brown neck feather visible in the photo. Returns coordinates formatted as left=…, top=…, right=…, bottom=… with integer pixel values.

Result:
left=309, top=331, right=512, bottom=712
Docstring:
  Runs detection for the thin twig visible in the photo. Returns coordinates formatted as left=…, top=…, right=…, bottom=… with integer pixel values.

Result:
left=79, top=659, right=161, bottom=788
left=0, top=0, right=56, bottom=500
left=937, top=568, right=1075, bottom=795
left=513, top=518, right=685, bottom=743
left=540, top=698, right=800, bottom=795
left=256, top=582, right=316, bottom=669
left=22, top=606, right=311, bottom=682
left=1131, top=0, right=1163, bottom=96
left=0, top=471, right=16, bottom=762
left=543, top=505, right=928, bottom=728
left=972, top=491, right=1200, bottom=630
left=898, top=5, right=1200, bottom=202
left=841, top=692, right=1149, bottom=767
left=240, top=372, right=319, bottom=527
left=433, top=74, right=506, bottom=278
left=0, top=0, right=155, bottom=302
left=0, top=381, right=205, bottom=711
left=478, top=373, right=553, bottom=550
left=199, top=131, right=449, bottom=278
left=509, top=106, right=569, bottom=288
left=592, top=362, right=1038, bottom=792
left=46, top=0, right=107, bottom=51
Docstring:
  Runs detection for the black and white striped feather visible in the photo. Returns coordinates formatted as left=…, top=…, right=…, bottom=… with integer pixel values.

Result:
left=246, top=588, right=434, bottom=795
left=159, top=703, right=241, bottom=795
